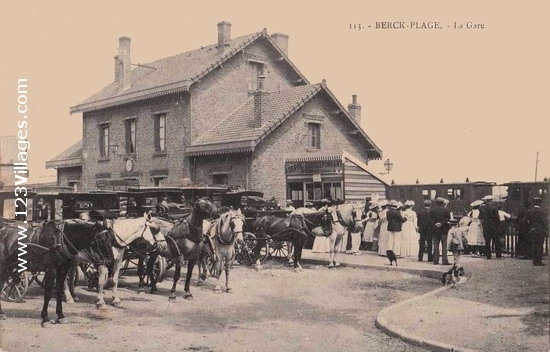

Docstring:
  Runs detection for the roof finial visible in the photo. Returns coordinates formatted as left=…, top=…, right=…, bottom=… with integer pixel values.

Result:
left=321, top=79, right=327, bottom=86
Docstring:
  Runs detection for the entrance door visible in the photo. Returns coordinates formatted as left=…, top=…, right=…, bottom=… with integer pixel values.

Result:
left=287, top=182, right=304, bottom=206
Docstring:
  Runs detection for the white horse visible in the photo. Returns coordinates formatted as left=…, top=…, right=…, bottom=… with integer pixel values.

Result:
left=203, top=209, right=244, bottom=293
left=326, top=203, right=364, bottom=268
left=95, top=214, right=159, bottom=309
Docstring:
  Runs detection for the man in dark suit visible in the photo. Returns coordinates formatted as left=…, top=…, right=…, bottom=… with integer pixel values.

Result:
left=429, top=197, right=451, bottom=265
left=480, top=195, right=502, bottom=259
left=386, top=200, right=406, bottom=256
left=417, top=200, right=433, bottom=262
left=523, top=197, right=548, bottom=266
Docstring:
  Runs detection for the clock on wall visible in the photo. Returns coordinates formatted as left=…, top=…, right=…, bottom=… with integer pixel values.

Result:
left=125, top=158, right=134, bottom=172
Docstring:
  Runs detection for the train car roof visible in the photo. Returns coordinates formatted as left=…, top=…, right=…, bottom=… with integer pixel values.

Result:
left=389, top=181, right=496, bottom=187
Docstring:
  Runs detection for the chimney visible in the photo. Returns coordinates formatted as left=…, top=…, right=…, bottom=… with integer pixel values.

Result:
left=118, top=36, right=132, bottom=90
left=114, top=55, right=122, bottom=82
left=217, top=21, right=231, bottom=50
left=347, top=94, right=361, bottom=124
left=253, top=75, right=268, bottom=127
left=271, top=33, right=289, bottom=57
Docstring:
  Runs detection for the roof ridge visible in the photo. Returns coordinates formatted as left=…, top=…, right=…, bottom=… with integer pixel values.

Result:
left=140, top=32, right=262, bottom=69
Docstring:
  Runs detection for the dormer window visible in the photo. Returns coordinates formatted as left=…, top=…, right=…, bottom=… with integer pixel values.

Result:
left=248, top=60, right=265, bottom=91
left=308, top=123, right=321, bottom=149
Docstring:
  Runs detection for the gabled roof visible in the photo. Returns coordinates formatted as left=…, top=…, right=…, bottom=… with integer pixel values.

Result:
left=186, top=83, right=383, bottom=160
left=70, top=30, right=310, bottom=114
left=45, top=140, right=83, bottom=169
left=192, top=84, right=322, bottom=145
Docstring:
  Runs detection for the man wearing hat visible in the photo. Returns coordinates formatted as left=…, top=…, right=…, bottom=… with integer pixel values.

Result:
left=284, top=199, right=296, bottom=212
left=417, top=200, right=433, bottom=262
left=480, top=195, right=502, bottom=259
left=386, top=200, right=406, bottom=257
left=523, top=197, right=548, bottom=266
left=318, top=198, right=331, bottom=212
left=304, top=201, right=316, bottom=210
left=429, top=197, right=451, bottom=265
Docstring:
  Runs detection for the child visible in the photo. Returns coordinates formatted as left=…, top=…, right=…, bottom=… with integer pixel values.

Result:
left=441, top=218, right=467, bottom=288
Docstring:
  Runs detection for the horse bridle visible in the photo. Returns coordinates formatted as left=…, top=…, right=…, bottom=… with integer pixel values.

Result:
left=217, top=214, right=243, bottom=246
left=301, top=211, right=332, bottom=237
left=58, top=221, right=111, bottom=260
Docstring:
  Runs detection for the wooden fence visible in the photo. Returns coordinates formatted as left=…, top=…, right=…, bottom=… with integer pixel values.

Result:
left=499, top=221, right=549, bottom=257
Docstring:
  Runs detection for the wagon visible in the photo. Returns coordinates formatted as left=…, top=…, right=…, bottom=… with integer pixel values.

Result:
left=223, top=190, right=293, bottom=264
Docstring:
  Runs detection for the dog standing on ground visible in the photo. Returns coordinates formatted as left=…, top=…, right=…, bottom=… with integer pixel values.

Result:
left=386, top=250, right=397, bottom=266
left=441, top=263, right=465, bottom=289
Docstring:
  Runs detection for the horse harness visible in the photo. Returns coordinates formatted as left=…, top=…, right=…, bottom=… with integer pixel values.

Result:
left=215, top=214, right=243, bottom=246
left=163, top=217, right=206, bottom=261
left=111, top=217, right=155, bottom=250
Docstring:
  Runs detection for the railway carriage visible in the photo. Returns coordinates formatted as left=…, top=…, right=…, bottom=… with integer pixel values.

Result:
left=387, top=181, right=495, bottom=218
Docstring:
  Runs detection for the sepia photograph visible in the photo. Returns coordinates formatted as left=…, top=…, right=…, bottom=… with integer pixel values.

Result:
left=0, top=1, right=548, bottom=351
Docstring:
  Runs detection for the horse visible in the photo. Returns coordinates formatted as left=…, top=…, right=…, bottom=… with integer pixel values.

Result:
left=147, top=197, right=218, bottom=300
left=202, top=209, right=245, bottom=293
left=326, top=203, right=365, bottom=268
left=0, top=220, right=113, bottom=325
left=92, top=214, right=161, bottom=309
left=252, top=209, right=332, bottom=272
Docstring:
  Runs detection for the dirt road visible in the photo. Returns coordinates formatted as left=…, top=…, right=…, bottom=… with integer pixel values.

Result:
left=0, top=261, right=436, bottom=352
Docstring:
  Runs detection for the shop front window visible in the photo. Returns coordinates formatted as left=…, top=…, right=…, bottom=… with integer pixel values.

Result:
left=323, top=182, right=342, bottom=201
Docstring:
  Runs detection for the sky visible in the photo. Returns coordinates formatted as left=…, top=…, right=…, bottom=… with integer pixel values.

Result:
left=1, top=1, right=548, bottom=186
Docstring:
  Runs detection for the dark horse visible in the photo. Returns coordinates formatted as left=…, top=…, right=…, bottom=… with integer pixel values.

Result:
left=252, top=209, right=332, bottom=272
left=0, top=220, right=113, bottom=325
left=147, top=197, right=217, bottom=300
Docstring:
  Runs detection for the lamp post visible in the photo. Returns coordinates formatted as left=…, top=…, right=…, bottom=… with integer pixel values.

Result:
left=383, top=158, right=393, bottom=174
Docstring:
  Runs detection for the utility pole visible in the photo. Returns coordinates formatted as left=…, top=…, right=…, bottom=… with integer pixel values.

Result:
left=535, top=151, right=540, bottom=181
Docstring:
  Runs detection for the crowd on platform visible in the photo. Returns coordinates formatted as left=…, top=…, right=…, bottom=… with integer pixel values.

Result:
left=311, top=195, right=548, bottom=268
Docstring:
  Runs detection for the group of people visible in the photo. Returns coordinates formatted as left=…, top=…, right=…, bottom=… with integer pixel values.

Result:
left=362, top=199, right=420, bottom=259
left=361, top=194, right=547, bottom=268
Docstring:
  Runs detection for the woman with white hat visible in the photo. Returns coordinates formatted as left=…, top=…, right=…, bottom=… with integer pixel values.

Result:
left=362, top=203, right=380, bottom=251
left=467, top=200, right=485, bottom=257
left=400, top=200, right=420, bottom=257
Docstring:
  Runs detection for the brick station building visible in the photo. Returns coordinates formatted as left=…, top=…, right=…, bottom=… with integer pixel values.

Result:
left=47, top=22, right=387, bottom=206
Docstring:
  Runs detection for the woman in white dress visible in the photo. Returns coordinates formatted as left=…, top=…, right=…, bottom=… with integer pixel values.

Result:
left=400, top=200, right=420, bottom=257
left=312, top=200, right=332, bottom=253
left=466, top=200, right=485, bottom=256
left=377, top=200, right=390, bottom=256
left=362, top=204, right=380, bottom=251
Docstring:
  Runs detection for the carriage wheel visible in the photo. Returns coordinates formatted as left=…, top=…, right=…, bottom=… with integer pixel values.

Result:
left=118, top=258, right=130, bottom=278
left=138, top=255, right=166, bottom=286
left=268, top=239, right=289, bottom=259
left=2, top=271, right=29, bottom=303
left=235, top=233, right=269, bottom=266
left=79, top=263, right=99, bottom=292
left=206, top=254, right=219, bottom=277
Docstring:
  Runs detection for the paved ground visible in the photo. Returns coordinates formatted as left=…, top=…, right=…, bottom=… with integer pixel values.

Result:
left=0, top=249, right=547, bottom=352
left=0, top=257, right=435, bottom=352
left=302, top=249, right=550, bottom=352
